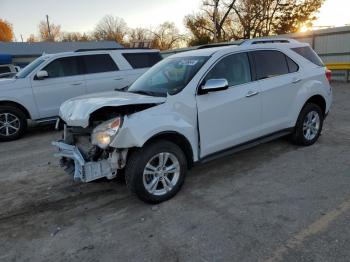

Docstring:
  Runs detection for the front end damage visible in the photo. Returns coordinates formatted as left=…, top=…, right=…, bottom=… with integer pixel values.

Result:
left=52, top=124, right=128, bottom=182
left=52, top=91, right=166, bottom=183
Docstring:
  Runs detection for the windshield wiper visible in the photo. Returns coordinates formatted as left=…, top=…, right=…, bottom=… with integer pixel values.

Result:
left=129, top=90, right=156, bottom=96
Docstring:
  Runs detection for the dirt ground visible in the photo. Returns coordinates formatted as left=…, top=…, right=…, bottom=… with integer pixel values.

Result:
left=0, top=82, right=349, bottom=262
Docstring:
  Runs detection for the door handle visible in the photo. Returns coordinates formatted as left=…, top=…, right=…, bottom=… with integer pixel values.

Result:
left=114, top=78, right=123, bottom=81
left=245, top=90, right=259, bottom=97
left=71, top=82, right=83, bottom=86
left=292, top=78, right=302, bottom=84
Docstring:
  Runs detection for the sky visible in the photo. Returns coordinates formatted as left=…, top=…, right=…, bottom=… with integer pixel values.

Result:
left=1, top=0, right=349, bottom=41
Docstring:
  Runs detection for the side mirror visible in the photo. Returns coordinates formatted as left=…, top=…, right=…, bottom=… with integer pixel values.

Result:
left=36, top=70, right=48, bottom=80
left=200, top=79, right=229, bottom=94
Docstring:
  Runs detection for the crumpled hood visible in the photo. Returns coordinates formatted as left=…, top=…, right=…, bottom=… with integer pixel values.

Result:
left=59, top=91, right=166, bottom=127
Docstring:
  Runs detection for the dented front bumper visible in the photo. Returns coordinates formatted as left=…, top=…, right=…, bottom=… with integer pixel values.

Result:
left=52, top=141, right=118, bottom=182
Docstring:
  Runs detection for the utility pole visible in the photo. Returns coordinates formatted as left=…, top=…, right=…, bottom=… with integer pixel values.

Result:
left=46, top=15, right=52, bottom=40
left=20, top=34, right=23, bottom=42
left=213, top=0, right=219, bottom=43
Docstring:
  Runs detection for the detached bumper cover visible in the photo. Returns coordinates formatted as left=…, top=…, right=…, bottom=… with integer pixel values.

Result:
left=52, top=141, right=117, bottom=182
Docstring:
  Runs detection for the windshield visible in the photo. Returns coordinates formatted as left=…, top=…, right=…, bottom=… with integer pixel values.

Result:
left=16, top=57, right=47, bottom=78
left=128, top=56, right=209, bottom=97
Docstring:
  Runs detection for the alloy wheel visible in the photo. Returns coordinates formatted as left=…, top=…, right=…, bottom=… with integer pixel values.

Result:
left=142, top=152, right=180, bottom=196
left=303, top=111, right=320, bottom=141
left=0, top=113, right=21, bottom=137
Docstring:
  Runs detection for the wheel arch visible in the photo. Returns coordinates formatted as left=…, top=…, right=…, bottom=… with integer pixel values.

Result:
left=142, top=131, right=194, bottom=168
left=304, top=95, right=326, bottom=116
left=0, top=100, right=31, bottom=119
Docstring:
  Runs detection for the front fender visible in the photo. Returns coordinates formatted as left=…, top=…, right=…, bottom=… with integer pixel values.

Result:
left=110, top=102, right=199, bottom=161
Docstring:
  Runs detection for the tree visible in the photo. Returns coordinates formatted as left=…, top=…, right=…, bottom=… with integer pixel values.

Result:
left=184, top=14, right=213, bottom=46
left=151, top=22, right=184, bottom=50
left=273, top=0, right=324, bottom=34
left=185, top=0, right=237, bottom=45
left=128, top=27, right=152, bottom=43
left=0, top=19, right=14, bottom=42
left=27, top=34, right=38, bottom=43
left=93, top=15, right=128, bottom=43
left=62, top=32, right=91, bottom=42
left=185, top=0, right=324, bottom=42
left=38, top=20, right=62, bottom=41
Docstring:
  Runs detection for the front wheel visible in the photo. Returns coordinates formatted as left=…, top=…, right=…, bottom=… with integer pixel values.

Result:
left=0, top=106, right=27, bottom=142
left=291, top=103, right=324, bottom=146
left=125, top=140, right=187, bottom=204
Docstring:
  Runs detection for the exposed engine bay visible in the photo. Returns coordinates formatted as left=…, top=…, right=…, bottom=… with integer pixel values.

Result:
left=54, top=103, right=158, bottom=182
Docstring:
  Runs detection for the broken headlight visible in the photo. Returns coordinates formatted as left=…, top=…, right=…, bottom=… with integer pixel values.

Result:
left=91, top=117, right=122, bottom=149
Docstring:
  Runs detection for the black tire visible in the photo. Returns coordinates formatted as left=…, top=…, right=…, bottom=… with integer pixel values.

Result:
left=291, top=103, right=324, bottom=146
left=0, top=106, right=27, bottom=142
left=125, top=140, right=187, bottom=204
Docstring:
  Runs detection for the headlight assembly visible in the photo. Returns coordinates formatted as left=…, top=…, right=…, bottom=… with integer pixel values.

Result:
left=91, top=117, right=122, bottom=149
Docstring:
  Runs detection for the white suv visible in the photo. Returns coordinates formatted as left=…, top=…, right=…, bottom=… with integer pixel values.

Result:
left=0, top=64, right=19, bottom=78
left=53, top=38, right=332, bottom=203
left=0, top=49, right=161, bottom=141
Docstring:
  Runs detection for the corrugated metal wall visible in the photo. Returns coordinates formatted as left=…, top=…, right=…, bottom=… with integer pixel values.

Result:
left=285, top=26, right=350, bottom=64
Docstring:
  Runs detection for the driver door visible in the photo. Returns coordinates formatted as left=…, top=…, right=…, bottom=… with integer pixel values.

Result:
left=196, top=52, right=262, bottom=158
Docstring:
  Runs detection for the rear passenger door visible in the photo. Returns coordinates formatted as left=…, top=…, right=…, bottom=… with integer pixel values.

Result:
left=250, top=50, right=301, bottom=134
left=82, top=54, right=127, bottom=94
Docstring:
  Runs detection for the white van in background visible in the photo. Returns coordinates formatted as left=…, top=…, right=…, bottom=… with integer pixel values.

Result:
left=0, top=48, right=162, bottom=141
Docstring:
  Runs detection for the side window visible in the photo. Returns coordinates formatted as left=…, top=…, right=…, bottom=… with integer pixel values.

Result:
left=43, top=57, right=81, bottom=78
left=0, top=66, right=11, bottom=74
left=205, top=53, right=251, bottom=87
left=83, top=54, right=118, bottom=74
left=252, top=50, right=289, bottom=80
left=286, top=56, right=299, bottom=73
left=122, top=52, right=162, bottom=69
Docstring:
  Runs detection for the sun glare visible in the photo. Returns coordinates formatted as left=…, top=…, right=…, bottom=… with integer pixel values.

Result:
left=299, top=25, right=311, bottom=32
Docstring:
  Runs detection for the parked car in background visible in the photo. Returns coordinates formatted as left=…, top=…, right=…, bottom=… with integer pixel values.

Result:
left=53, top=38, right=332, bottom=203
left=0, top=64, right=19, bottom=78
left=0, top=48, right=162, bottom=141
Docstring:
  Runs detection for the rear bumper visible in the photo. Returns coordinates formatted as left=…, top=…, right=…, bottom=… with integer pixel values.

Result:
left=52, top=141, right=117, bottom=182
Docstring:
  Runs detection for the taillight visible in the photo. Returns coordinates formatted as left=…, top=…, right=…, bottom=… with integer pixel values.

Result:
left=325, top=69, right=332, bottom=82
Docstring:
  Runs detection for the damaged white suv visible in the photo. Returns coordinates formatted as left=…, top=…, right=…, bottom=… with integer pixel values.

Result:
left=53, top=38, right=332, bottom=203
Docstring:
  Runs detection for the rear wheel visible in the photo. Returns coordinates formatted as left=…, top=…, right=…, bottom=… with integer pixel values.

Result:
left=125, top=140, right=187, bottom=204
left=291, top=103, right=323, bottom=146
left=0, top=106, right=27, bottom=142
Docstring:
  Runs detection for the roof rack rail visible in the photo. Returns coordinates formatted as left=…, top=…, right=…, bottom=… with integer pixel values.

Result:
left=75, top=47, right=151, bottom=52
left=240, top=38, right=298, bottom=46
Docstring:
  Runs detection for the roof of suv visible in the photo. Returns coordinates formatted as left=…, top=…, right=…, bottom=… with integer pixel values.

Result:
left=41, top=48, right=160, bottom=59
left=170, top=38, right=309, bottom=58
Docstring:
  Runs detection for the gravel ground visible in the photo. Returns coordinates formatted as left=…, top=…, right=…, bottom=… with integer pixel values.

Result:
left=0, top=82, right=349, bottom=262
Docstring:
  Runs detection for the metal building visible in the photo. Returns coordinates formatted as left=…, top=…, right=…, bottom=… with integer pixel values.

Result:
left=283, top=25, right=350, bottom=64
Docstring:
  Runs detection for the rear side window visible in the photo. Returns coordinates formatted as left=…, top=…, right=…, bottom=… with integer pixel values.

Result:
left=291, top=46, right=324, bottom=66
left=82, top=54, right=118, bottom=74
left=251, top=50, right=289, bottom=80
left=286, top=56, right=299, bottom=73
left=0, top=66, right=11, bottom=74
left=123, top=52, right=162, bottom=69
left=43, top=57, right=82, bottom=78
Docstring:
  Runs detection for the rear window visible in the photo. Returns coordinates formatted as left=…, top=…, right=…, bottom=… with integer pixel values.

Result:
left=123, top=52, right=162, bottom=69
left=82, top=54, right=118, bottom=74
left=0, top=66, right=11, bottom=74
left=291, top=46, right=324, bottom=66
